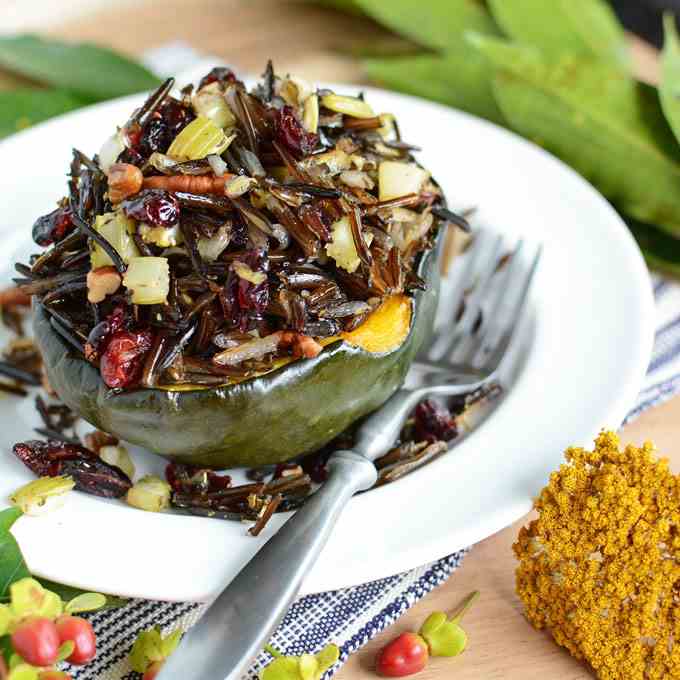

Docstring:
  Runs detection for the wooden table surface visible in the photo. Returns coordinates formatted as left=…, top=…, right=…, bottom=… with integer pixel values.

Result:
left=18, top=1, right=680, bottom=677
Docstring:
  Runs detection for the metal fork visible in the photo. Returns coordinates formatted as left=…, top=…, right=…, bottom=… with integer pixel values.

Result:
left=157, top=231, right=541, bottom=680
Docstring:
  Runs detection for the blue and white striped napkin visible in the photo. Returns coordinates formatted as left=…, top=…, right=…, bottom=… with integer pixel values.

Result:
left=63, top=46, right=680, bottom=680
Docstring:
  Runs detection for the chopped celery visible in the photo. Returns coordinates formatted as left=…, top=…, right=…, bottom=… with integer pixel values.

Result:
left=90, top=211, right=140, bottom=269
left=10, top=476, right=75, bottom=516
left=126, top=475, right=171, bottom=512
left=166, top=115, right=233, bottom=161
left=303, top=94, right=319, bottom=133
left=123, top=256, right=170, bottom=305
left=138, top=223, right=183, bottom=247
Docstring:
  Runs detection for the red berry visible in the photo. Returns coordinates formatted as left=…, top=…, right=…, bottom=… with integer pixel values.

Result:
left=55, top=615, right=97, bottom=665
left=11, top=617, right=60, bottom=667
left=375, top=632, right=429, bottom=677
left=39, top=672, right=72, bottom=680
left=143, top=661, right=164, bottom=680
left=275, top=105, right=318, bottom=158
left=121, top=189, right=180, bottom=228
left=100, top=329, right=153, bottom=388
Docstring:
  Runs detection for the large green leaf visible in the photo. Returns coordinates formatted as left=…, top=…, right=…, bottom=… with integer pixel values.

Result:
left=487, top=0, right=627, bottom=65
left=0, top=510, right=30, bottom=599
left=469, top=34, right=680, bottom=237
left=0, top=89, right=85, bottom=139
left=660, top=12, right=680, bottom=146
left=365, top=47, right=504, bottom=123
left=354, top=0, right=499, bottom=50
left=0, top=508, right=22, bottom=534
left=627, top=217, right=680, bottom=276
left=0, top=35, right=160, bottom=100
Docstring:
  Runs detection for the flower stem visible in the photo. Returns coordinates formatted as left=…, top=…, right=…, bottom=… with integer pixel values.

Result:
left=450, top=590, right=480, bottom=624
left=264, top=644, right=283, bottom=658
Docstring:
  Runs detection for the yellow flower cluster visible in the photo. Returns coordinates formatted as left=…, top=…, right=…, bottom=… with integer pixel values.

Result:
left=514, top=431, right=680, bottom=679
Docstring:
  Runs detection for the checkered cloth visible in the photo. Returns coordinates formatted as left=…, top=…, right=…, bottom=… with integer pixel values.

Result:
left=61, top=47, right=680, bottom=679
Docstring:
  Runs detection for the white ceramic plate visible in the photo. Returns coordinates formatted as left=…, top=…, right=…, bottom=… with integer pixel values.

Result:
left=0, top=85, right=654, bottom=602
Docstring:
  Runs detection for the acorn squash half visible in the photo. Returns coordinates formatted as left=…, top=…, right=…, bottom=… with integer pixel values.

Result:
left=34, top=232, right=442, bottom=468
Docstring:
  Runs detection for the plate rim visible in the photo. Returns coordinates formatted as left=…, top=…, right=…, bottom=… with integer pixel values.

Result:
left=0, top=83, right=655, bottom=601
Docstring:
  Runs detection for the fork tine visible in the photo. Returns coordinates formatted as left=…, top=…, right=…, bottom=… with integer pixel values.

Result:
left=477, top=244, right=542, bottom=372
left=428, top=233, right=504, bottom=361
left=461, top=239, right=526, bottom=366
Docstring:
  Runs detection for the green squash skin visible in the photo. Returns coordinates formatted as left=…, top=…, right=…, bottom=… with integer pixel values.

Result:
left=34, top=233, right=441, bottom=468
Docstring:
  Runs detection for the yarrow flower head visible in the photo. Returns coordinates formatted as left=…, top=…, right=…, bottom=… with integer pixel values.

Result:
left=514, top=431, right=680, bottom=680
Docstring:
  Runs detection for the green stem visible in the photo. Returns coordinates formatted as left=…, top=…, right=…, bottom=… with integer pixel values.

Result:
left=264, top=644, right=283, bottom=658
left=450, top=590, right=480, bottom=624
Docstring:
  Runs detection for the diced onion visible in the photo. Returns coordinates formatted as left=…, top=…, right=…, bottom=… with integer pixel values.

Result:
left=207, top=153, right=228, bottom=176
left=326, top=216, right=361, bottom=273
left=99, top=444, right=135, bottom=480
left=320, top=94, right=375, bottom=119
left=98, top=130, right=126, bottom=174
left=192, top=82, right=237, bottom=129
left=197, top=226, right=232, bottom=262
left=167, top=116, right=233, bottom=161
left=90, top=211, right=140, bottom=269
left=123, top=256, right=170, bottom=305
left=378, top=161, right=430, bottom=201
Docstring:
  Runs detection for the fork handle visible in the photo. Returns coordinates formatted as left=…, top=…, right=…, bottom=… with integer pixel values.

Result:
left=156, top=450, right=377, bottom=680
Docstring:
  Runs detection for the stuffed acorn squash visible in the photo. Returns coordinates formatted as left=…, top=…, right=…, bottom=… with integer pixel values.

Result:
left=24, top=63, right=461, bottom=467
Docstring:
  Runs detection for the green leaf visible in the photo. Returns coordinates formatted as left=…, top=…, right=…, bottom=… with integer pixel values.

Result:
left=487, top=0, right=627, bottom=66
left=660, top=13, right=680, bottom=147
left=311, top=0, right=363, bottom=14
left=0, top=89, right=85, bottom=139
left=37, top=579, right=127, bottom=610
left=0, top=509, right=22, bottom=534
left=626, top=217, right=680, bottom=277
left=261, top=656, right=300, bottom=680
left=0, top=35, right=160, bottom=100
left=469, top=34, right=680, bottom=237
left=315, top=644, right=340, bottom=674
left=365, top=46, right=504, bottom=124
left=57, top=640, right=75, bottom=662
left=354, top=0, right=499, bottom=50
left=64, top=591, right=107, bottom=614
left=0, top=528, right=30, bottom=600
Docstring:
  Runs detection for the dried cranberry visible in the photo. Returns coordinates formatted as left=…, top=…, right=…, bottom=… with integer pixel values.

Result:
left=32, top=206, right=74, bottom=246
left=121, top=189, right=180, bottom=228
left=230, top=212, right=249, bottom=248
left=227, top=249, right=270, bottom=331
left=198, top=67, right=237, bottom=90
left=160, top=98, right=195, bottom=136
left=116, top=146, right=145, bottom=168
left=84, top=306, right=128, bottom=362
left=138, top=117, right=172, bottom=156
left=100, top=329, right=153, bottom=389
left=414, top=399, right=458, bottom=443
left=165, top=463, right=231, bottom=495
left=274, top=105, right=318, bottom=158
left=12, top=440, right=132, bottom=498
